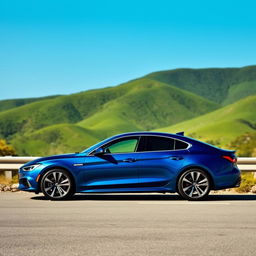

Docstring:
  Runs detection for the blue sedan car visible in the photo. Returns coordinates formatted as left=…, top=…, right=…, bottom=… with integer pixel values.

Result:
left=19, top=132, right=241, bottom=200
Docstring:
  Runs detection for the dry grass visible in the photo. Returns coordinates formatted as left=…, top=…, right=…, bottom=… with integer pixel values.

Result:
left=0, top=174, right=18, bottom=185
left=235, top=172, right=256, bottom=193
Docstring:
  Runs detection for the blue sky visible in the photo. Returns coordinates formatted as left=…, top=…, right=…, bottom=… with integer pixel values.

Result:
left=1, top=0, right=256, bottom=100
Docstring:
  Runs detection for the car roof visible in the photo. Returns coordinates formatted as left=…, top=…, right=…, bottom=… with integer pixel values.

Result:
left=110, top=131, right=185, bottom=140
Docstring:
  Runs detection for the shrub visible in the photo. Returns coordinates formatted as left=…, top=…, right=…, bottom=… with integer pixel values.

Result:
left=229, top=132, right=256, bottom=157
left=235, top=173, right=256, bottom=193
left=0, top=139, right=16, bottom=156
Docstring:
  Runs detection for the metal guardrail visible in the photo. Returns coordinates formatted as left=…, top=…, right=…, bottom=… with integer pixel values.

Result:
left=236, top=157, right=256, bottom=172
left=0, top=157, right=38, bottom=179
left=0, top=156, right=256, bottom=179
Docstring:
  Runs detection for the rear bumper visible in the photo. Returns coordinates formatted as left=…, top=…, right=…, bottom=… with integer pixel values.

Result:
left=214, top=166, right=241, bottom=190
left=233, top=176, right=241, bottom=187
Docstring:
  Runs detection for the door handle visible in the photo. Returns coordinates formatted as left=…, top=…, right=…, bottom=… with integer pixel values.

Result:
left=170, top=156, right=183, bottom=160
left=122, top=158, right=136, bottom=163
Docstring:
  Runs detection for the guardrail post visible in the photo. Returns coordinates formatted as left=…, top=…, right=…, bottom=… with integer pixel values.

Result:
left=4, top=170, right=13, bottom=180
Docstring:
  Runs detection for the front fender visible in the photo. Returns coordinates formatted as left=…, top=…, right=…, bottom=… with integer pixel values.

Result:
left=37, top=161, right=77, bottom=192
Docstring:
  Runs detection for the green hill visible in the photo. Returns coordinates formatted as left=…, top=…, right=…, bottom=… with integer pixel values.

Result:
left=0, top=95, right=61, bottom=112
left=1, top=78, right=217, bottom=155
left=156, top=95, right=256, bottom=146
left=146, top=65, right=256, bottom=104
left=77, top=79, right=218, bottom=137
left=0, top=65, right=255, bottom=155
left=13, top=124, right=99, bottom=156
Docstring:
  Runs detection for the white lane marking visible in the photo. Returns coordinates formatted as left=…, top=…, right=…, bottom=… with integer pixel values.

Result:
left=137, top=202, right=231, bottom=205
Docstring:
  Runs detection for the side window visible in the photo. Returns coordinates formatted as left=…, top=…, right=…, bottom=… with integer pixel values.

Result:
left=139, top=136, right=175, bottom=151
left=104, top=137, right=139, bottom=154
left=175, top=139, right=189, bottom=150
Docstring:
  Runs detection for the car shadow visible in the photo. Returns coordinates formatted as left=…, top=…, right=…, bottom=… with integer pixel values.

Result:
left=30, top=193, right=256, bottom=201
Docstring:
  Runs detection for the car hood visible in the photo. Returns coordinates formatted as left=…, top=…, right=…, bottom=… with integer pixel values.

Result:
left=24, top=153, right=79, bottom=166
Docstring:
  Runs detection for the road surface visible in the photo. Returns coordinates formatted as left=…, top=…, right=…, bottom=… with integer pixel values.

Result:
left=1, top=192, right=256, bottom=256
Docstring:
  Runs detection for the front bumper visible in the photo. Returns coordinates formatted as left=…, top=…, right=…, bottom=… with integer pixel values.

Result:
left=18, top=167, right=42, bottom=192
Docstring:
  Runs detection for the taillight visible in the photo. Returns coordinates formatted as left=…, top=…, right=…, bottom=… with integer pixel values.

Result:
left=222, top=155, right=237, bottom=163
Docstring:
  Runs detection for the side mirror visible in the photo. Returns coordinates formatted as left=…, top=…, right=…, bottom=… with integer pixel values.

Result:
left=94, top=147, right=105, bottom=156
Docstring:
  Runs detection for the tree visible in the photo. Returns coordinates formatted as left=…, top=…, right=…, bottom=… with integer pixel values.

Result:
left=0, top=139, right=16, bottom=156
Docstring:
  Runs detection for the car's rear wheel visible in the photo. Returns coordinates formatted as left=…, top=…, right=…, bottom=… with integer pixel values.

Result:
left=41, top=169, right=74, bottom=200
left=177, top=169, right=210, bottom=200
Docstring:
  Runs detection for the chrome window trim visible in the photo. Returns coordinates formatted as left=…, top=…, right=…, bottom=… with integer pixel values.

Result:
left=88, top=134, right=191, bottom=156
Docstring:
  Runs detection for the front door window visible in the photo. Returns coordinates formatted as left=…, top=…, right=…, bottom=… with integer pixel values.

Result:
left=104, top=138, right=139, bottom=154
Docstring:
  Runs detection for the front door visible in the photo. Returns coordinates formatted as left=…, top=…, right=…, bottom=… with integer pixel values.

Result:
left=78, top=136, right=140, bottom=192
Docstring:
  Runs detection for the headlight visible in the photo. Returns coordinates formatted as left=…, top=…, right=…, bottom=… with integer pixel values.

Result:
left=22, top=164, right=41, bottom=171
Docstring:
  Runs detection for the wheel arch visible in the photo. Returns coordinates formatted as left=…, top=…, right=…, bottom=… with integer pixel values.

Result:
left=37, top=166, right=76, bottom=192
left=176, top=165, right=215, bottom=191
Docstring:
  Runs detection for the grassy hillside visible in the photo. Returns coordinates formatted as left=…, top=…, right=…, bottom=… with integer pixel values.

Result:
left=2, top=78, right=217, bottom=155
left=0, top=95, right=60, bottom=112
left=146, top=65, right=256, bottom=104
left=0, top=65, right=255, bottom=155
left=156, top=95, right=256, bottom=146
left=222, top=81, right=256, bottom=105
left=77, top=79, right=218, bottom=137
left=12, top=124, right=99, bottom=156
left=0, top=85, right=130, bottom=138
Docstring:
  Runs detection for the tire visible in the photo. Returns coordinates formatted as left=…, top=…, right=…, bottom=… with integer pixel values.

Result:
left=41, top=169, right=74, bottom=200
left=177, top=168, right=210, bottom=201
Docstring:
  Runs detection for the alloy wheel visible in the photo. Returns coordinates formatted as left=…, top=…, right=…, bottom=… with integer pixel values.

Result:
left=41, top=169, right=72, bottom=200
left=178, top=169, right=210, bottom=200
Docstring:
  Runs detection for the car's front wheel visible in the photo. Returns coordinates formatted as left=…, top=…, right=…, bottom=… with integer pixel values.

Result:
left=177, top=169, right=210, bottom=200
left=41, top=169, right=74, bottom=200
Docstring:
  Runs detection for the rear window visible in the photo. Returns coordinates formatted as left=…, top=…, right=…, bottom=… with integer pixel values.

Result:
left=175, top=139, right=189, bottom=150
left=137, top=136, right=189, bottom=152
left=139, top=136, right=175, bottom=151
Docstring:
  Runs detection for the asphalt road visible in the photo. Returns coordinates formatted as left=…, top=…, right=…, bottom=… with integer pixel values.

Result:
left=1, top=192, right=256, bottom=256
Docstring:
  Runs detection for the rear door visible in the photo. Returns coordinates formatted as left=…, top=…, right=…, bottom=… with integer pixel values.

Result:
left=136, top=136, right=187, bottom=187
